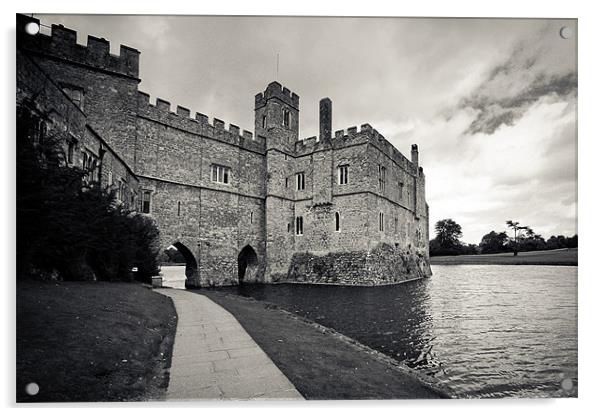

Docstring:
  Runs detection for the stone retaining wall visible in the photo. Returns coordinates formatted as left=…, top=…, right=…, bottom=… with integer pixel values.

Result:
left=281, top=243, right=431, bottom=285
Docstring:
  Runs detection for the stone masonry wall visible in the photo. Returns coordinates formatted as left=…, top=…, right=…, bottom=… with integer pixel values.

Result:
left=17, top=15, right=430, bottom=287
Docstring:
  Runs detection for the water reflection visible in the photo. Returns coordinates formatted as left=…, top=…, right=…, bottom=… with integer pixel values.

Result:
left=211, top=265, right=577, bottom=398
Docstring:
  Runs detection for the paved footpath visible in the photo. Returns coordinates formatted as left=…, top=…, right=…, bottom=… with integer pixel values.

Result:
left=155, top=288, right=304, bottom=400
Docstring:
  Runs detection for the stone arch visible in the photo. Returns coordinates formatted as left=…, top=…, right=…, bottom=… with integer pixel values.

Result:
left=171, top=241, right=199, bottom=288
left=238, top=245, right=258, bottom=284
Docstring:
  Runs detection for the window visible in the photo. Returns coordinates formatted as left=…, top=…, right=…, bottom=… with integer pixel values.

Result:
left=39, top=121, right=47, bottom=145
left=117, top=180, right=124, bottom=202
left=67, top=140, right=75, bottom=164
left=378, top=165, right=386, bottom=192
left=296, top=172, right=305, bottom=191
left=250, top=212, right=254, bottom=224
left=338, top=165, right=349, bottom=185
left=295, top=216, right=304, bottom=235
left=398, top=182, right=404, bottom=200
left=285, top=177, right=289, bottom=188
left=287, top=223, right=291, bottom=233
left=141, top=190, right=152, bottom=213
left=379, top=212, right=384, bottom=232
left=262, top=115, right=267, bottom=129
left=283, top=109, right=291, bottom=128
left=211, top=164, right=231, bottom=184
left=81, top=150, right=99, bottom=183
left=335, top=212, right=340, bottom=232
left=63, top=86, right=84, bottom=110
left=108, top=171, right=113, bottom=186
left=177, top=201, right=181, bottom=216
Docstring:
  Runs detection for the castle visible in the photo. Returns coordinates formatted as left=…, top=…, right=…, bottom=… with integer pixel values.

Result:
left=16, top=14, right=431, bottom=287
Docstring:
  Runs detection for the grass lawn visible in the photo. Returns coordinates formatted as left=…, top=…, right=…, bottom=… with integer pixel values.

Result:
left=431, top=248, right=577, bottom=266
left=17, top=280, right=177, bottom=402
left=199, top=290, right=450, bottom=399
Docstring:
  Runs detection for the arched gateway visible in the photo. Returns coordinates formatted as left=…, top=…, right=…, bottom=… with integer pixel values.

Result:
left=238, top=245, right=258, bottom=284
left=170, top=242, right=199, bottom=288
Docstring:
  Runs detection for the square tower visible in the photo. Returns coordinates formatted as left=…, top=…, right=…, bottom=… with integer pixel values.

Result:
left=254, top=81, right=299, bottom=152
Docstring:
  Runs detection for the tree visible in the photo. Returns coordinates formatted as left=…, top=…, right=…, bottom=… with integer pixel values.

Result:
left=506, top=220, right=532, bottom=256
left=17, top=100, right=160, bottom=282
left=479, top=230, right=509, bottom=254
left=433, top=218, right=463, bottom=255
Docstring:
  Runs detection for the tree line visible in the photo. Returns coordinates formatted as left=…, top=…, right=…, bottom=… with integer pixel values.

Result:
left=429, top=218, right=577, bottom=257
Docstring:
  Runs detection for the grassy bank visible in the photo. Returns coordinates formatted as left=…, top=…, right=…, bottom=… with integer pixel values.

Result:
left=199, top=290, right=449, bottom=399
left=431, top=248, right=577, bottom=266
left=17, top=280, right=177, bottom=402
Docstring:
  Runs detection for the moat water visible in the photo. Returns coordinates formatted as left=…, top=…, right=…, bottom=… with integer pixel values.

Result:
left=210, top=265, right=578, bottom=398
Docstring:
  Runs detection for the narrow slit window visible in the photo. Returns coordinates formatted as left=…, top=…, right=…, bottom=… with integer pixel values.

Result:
left=335, top=212, right=340, bottom=232
left=379, top=212, right=384, bottom=232
left=283, top=109, right=291, bottom=128
left=67, top=140, right=75, bottom=164
left=296, top=172, right=305, bottom=191
left=338, top=165, right=349, bottom=185
left=177, top=201, right=181, bottom=216
left=378, top=165, right=386, bottom=192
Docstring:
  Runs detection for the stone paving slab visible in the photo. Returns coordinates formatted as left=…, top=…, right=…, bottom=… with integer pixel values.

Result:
left=156, top=288, right=304, bottom=401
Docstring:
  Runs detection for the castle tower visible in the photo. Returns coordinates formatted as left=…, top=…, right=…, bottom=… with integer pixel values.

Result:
left=255, top=81, right=299, bottom=281
left=254, top=81, right=299, bottom=151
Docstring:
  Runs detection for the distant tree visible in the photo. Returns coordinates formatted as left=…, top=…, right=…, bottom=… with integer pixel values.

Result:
left=520, top=230, right=546, bottom=252
left=567, top=234, right=578, bottom=248
left=432, top=219, right=464, bottom=255
left=506, top=220, right=532, bottom=256
left=479, top=231, right=509, bottom=254
left=462, top=243, right=480, bottom=255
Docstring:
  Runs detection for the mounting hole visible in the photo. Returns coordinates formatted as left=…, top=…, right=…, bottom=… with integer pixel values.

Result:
left=561, top=378, right=573, bottom=391
left=25, top=22, right=40, bottom=35
left=559, top=26, right=573, bottom=39
left=25, top=382, right=39, bottom=396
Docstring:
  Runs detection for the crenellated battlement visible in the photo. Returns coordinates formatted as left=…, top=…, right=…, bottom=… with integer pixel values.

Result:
left=17, top=14, right=139, bottom=79
left=295, top=122, right=417, bottom=173
left=137, top=91, right=265, bottom=152
left=255, top=81, right=299, bottom=110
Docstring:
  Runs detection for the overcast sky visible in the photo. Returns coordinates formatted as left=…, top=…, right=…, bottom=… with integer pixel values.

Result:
left=38, top=14, right=577, bottom=244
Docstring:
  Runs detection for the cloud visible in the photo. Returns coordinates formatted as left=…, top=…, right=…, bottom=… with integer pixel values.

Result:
left=460, top=31, right=577, bottom=135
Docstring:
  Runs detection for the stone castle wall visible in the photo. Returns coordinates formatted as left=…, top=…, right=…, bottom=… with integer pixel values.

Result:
left=17, top=14, right=431, bottom=287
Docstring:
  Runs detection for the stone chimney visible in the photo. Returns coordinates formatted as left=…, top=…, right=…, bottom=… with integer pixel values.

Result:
left=319, top=98, right=332, bottom=141
left=411, top=144, right=419, bottom=166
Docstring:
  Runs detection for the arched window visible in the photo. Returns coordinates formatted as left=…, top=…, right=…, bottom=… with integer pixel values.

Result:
left=295, top=216, right=303, bottom=236
left=335, top=212, right=340, bottom=232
